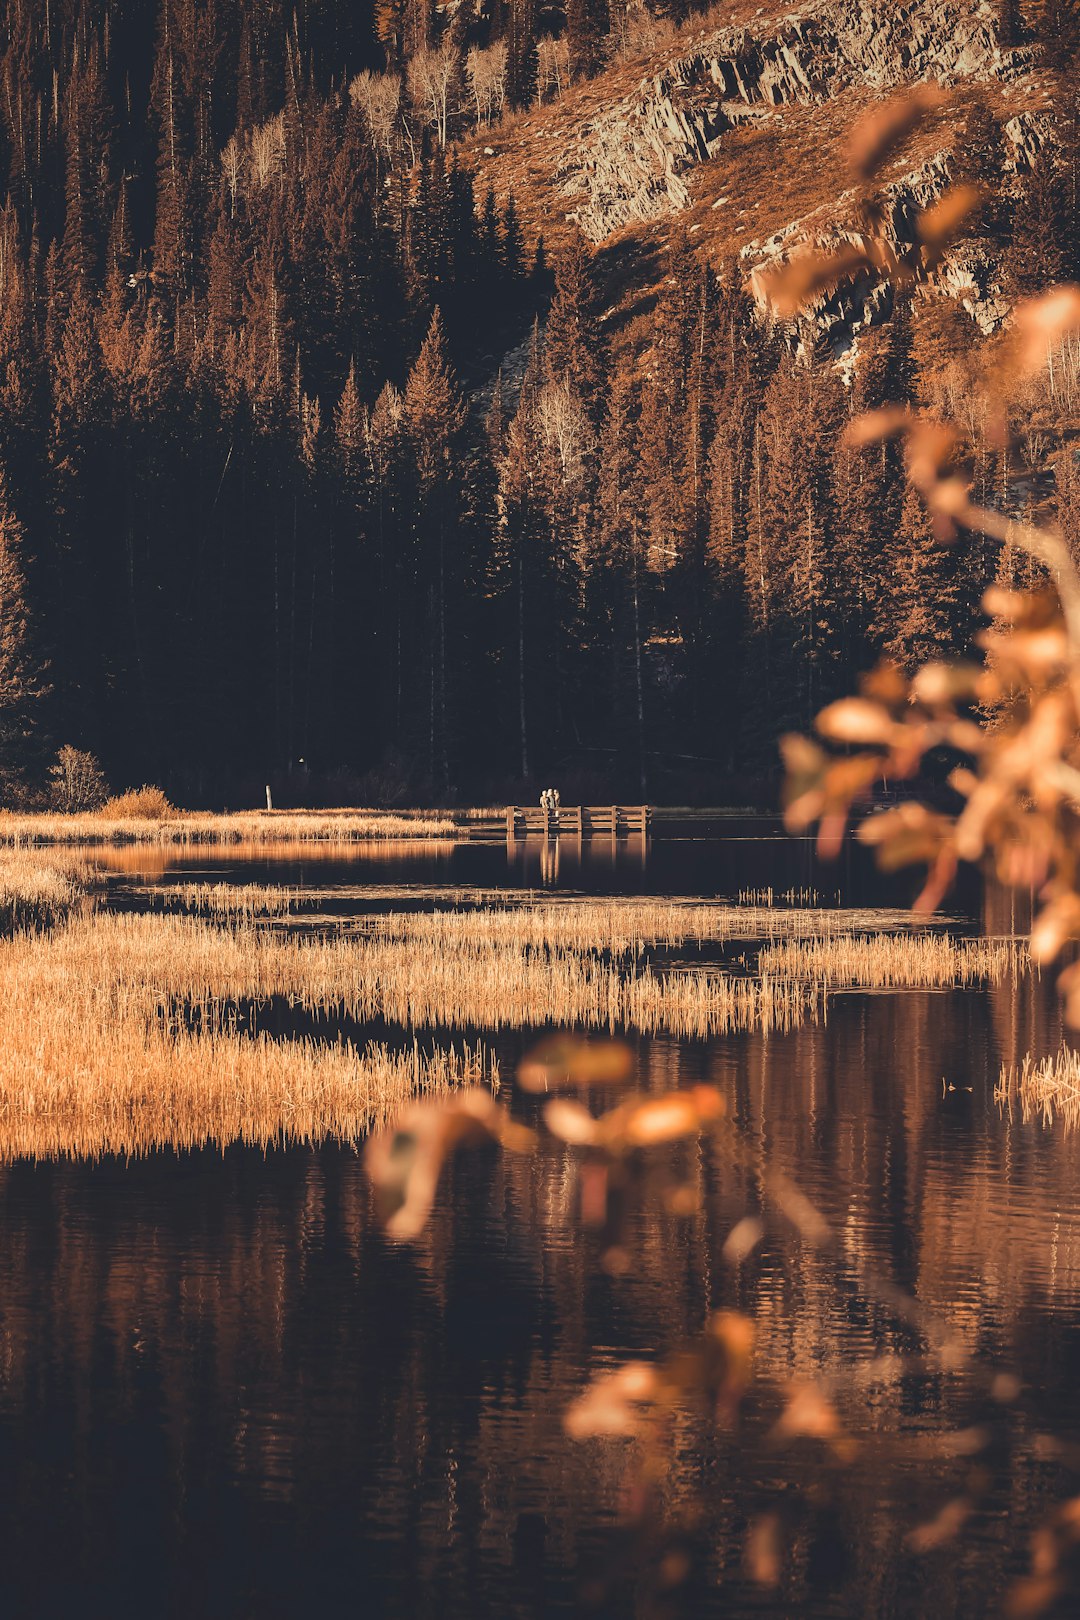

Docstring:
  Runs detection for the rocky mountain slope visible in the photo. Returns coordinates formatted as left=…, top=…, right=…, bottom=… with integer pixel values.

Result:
left=469, top=0, right=1050, bottom=344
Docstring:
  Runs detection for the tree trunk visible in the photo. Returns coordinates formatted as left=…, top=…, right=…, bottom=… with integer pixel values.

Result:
left=518, top=550, right=528, bottom=780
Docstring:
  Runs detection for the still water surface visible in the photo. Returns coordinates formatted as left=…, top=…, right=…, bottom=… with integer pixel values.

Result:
left=0, top=829, right=1077, bottom=1617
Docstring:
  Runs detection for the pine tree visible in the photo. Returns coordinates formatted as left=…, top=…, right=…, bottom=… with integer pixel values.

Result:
left=597, top=366, right=650, bottom=791
left=955, top=101, right=1005, bottom=211
left=1005, top=153, right=1068, bottom=293
left=334, top=361, right=366, bottom=486
left=880, top=485, right=964, bottom=669
left=567, top=0, right=609, bottom=80
left=1056, top=70, right=1080, bottom=279
left=506, top=0, right=538, bottom=108
left=543, top=235, right=604, bottom=409
left=403, top=308, right=467, bottom=787
left=0, top=468, right=47, bottom=801
left=1033, top=0, right=1080, bottom=69
left=750, top=358, right=845, bottom=733
left=150, top=6, right=192, bottom=295
left=501, top=193, right=525, bottom=284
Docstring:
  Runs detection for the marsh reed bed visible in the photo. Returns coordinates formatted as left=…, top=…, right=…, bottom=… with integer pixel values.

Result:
left=360, top=899, right=921, bottom=953
left=996, top=1048, right=1080, bottom=1130
left=0, top=848, right=87, bottom=931
left=0, top=908, right=816, bottom=1163
left=46, top=912, right=817, bottom=1039
left=757, top=932, right=1029, bottom=988
left=0, top=807, right=457, bottom=846
left=0, top=908, right=496, bottom=1160
left=0, top=848, right=1037, bottom=1162
left=140, top=880, right=523, bottom=917
left=139, top=884, right=921, bottom=946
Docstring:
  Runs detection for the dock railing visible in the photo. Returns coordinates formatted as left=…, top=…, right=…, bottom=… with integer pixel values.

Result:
left=504, top=805, right=651, bottom=839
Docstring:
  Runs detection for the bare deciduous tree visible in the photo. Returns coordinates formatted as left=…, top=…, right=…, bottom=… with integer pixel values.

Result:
left=536, top=378, right=593, bottom=488
left=349, top=69, right=402, bottom=161
left=406, top=40, right=460, bottom=149
left=536, top=36, right=570, bottom=104
left=465, top=41, right=507, bottom=128
left=220, top=135, right=245, bottom=216
left=48, top=745, right=108, bottom=811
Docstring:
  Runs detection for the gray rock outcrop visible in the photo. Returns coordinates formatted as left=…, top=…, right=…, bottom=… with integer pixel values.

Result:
left=561, top=0, right=1035, bottom=244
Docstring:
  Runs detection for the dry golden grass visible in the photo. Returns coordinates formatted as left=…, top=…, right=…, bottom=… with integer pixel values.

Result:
left=0, top=808, right=458, bottom=846
left=737, top=887, right=823, bottom=907
left=0, top=903, right=819, bottom=1160
left=0, top=849, right=87, bottom=931
left=148, top=880, right=300, bottom=917
left=996, top=1047, right=1080, bottom=1131
left=139, top=885, right=919, bottom=947
left=361, top=899, right=924, bottom=952
left=142, top=881, right=532, bottom=916
left=5, top=909, right=815, bottom=1045
left=758, top=932, right=1028, bottom=988
left=0, top=909, right=496, bottom=1161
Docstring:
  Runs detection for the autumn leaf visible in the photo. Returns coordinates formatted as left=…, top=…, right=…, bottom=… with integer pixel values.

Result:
left=847, top=85, right=950, bottom=180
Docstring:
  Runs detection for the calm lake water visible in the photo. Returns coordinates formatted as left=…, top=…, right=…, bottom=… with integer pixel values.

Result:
left=0, top=826, right=1078, bottom=1618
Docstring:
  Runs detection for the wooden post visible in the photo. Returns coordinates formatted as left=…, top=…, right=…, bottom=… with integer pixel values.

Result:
left=506, top=805, right=515, bottom=839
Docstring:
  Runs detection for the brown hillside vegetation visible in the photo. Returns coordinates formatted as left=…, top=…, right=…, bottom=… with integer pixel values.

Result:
left=465, top=0, right=1047, bottom=331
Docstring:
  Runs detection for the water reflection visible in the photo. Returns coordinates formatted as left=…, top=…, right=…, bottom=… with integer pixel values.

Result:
left=507, top=830, right=651, bottom=887
left=80, top=816, right=968, bottom=910
left=0, top=993, right=1077, bottom=1614
left=83, top=836, right=460, bottom=881
left=0, top=839, right=1076, bottom=1617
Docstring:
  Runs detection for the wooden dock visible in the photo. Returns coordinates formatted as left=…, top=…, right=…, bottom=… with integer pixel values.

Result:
left=505, top=805, right=651, bottom=839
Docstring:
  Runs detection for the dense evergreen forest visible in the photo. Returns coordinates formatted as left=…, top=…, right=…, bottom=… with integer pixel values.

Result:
left=0, top=0, right=1078, bottom=804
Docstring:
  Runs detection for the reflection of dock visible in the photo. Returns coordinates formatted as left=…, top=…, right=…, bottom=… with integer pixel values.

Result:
left=505, top=805, right=651, bottom=840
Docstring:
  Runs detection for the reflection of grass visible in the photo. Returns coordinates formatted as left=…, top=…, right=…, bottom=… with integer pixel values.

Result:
left=996, top=1047, right=1080, bottom=1130
left=88, top=838, right=457, bottom=878
left=758, top=932, right=1028, bottom=987
left=0, top=849, right=86, bottom=931
left=0, top=808, right=457, bottom=846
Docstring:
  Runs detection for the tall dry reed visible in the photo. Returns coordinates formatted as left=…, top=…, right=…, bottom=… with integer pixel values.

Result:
left=141, top=887, right=921, bottom=948
left=0, top=849, right=86, bottom=931
left=3, top=911, right=817, bottom=1045
left=0, top=908, right=496, bottom=1160
left=757, top=932, right=1028, bottom=988
left=142, top=880, right=525, bottom=917
left=996, top=1047, right=1080, bottom=1130
left=0, top=808, right=457, bottom=846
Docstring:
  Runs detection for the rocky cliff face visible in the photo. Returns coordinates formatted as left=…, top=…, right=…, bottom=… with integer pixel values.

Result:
left=568, top=0, right=1034, bottom=244
left=474, top=0, right=1049, bottom=347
